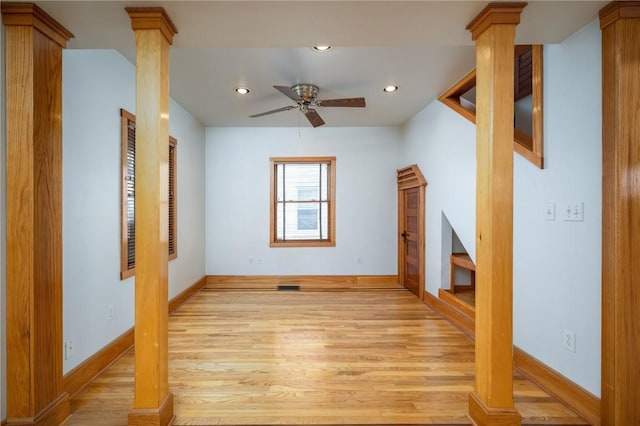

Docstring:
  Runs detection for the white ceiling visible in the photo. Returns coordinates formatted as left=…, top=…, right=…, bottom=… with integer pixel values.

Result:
left=36, top=1, right=606, bottom=127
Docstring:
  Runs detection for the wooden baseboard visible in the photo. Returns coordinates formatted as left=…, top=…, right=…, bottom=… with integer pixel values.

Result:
left=513, top=347, right=601, bottom=426
left=5, top=393, right=70, bottom=426
left=128, top=392, right=174, bottom=426
left=423, top=288, right=600, bottom=425
left=468, top=391, right=522, bottom=426
left=205, top=275, right=400, bottom=290
left=168, top=276, right=206, bottom=314
left=63, top=276, right=206, bottom=399
left=438, top=288, right=475, bottom=319
left=422, top=290, right=475, bottom=338
left=62, top=327, right=134, bottom=398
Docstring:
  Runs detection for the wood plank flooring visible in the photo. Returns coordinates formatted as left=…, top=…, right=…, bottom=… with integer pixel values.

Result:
left=67, top=290, right=588, bottom=425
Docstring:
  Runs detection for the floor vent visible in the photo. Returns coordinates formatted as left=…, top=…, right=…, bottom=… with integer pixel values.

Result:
left=277, top=285, right=301, bottom=291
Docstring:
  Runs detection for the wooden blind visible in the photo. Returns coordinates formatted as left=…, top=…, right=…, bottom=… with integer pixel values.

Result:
left=120, top=108, right=177, bottom=279
left=514, top=45, right=533, bottom=101
left=168, top=137, right=177, bottom=260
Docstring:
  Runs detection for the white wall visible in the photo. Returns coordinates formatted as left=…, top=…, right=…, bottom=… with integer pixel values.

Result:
left=205, top=127, right=400, bottom=275
left=513, top=21, right=601, bottom=396
left=62, top=49, right=206, bottom=373
left=400, top=101, right=477, bottom=296
left=400, top=20, right=601, bottom=396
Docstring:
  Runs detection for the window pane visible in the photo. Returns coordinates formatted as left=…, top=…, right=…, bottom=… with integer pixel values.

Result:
left=271, top=157, right=334, bottom=245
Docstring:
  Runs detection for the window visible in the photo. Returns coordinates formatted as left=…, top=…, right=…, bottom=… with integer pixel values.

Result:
left=438, top=45, right=544, bottom=169
left=270, top=157, right=336, bottom=247
left=120, top=108, right=177, bottom=280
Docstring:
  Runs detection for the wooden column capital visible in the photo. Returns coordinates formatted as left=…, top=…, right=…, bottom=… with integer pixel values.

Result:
left=466, top=2, right=527, bottom=41
left=1, top=3, right=73, bottom=47
left=600, top=1, right=640, bottom=29
left=126, top=7, right=178, bottom=45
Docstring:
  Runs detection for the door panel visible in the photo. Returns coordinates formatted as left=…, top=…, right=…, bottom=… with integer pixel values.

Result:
left=403, top=187, right=420, bottom=296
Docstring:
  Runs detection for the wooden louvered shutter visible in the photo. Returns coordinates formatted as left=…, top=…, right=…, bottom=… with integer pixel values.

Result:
left=168, top=137, right=177, bottom=260
left=514, top=45, right=533, bottom=101
left=120, top=108, right=178, bottom=280
left=120, top=109, right=136, bottom=279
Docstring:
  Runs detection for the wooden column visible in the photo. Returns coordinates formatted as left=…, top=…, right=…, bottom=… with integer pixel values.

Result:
left=2, top=4, right=73, bottom=425
left=126, top=8, right=177, bottom=426
left=600, top=3, right=640, bottom=426
left=466, top=3, right=525, bottom=426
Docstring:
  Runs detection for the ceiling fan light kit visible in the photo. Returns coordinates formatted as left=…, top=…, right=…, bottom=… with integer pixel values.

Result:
left=250, top=84, right=366, bottom=128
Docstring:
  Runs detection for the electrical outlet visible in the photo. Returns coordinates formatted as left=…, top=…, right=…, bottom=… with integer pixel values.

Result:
left=544, top=202, right=556, bottom=221
left=64, top=339, right=74, bottom=360
left=107, top=304, right=114, bottom=321
left=354, top=256, right=363, bottom=264
left=256, top=257, right=263, bottom=264
left=248, top=256, right=254, bottom=264
left=563, top=330, right=576, bottom=352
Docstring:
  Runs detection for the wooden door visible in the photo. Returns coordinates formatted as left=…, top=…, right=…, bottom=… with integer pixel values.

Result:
left=402, top=187, right=421, bottom=296
left=397, top=165, right=426, bottom=300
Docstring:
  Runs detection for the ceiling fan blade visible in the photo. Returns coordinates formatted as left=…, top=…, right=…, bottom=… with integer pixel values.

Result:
left=304, top=108, right=325, bottom=128
left=316, top=97, right=366, bottom=108
left=273, top=85, right=302, bottom=101
left=249, top=106, right=295, bottom=118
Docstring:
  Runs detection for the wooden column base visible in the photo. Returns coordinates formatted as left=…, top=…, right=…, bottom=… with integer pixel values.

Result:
left=6, top=393, right=70, bottom=426
left=128, top=393, right=175, bottom=426
left=468, top=392, right=522, bottom=426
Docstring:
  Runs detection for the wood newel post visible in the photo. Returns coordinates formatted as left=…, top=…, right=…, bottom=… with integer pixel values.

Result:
left=599, top=2, right=640, bottom=426
left=466, top=3, right=526, bottom=426
left=126, top=7, right=178, bottom=426
left=2, top=4, right=73, bottom=425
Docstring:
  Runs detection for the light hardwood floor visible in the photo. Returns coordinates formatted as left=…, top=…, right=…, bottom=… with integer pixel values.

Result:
left=67, top=290, right=588, bottom=425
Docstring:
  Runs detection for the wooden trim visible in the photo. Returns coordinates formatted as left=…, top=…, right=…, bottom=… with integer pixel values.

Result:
left=531, top=44, right=544, bottom=165
left=466, top=2, right=527, bottom=41
left=437, top=69, right=478, bottom=123
left=1, top=3, right=74, bottom=47
left=63, top=328, right=135, bottom=398
left=205, top=275, right=400, bottom=290
left=61, top=276, right=206, bottom=400
left=599, top=3, right=640, bottom=425
left=125, top=7, right=178, bottom=45
left=422, top=291, right=475, bottom=339
left=269, top=157, right=336, bottom=247
left=438, top=46, right=544, bottom=170
left=468, top=392, right=521, bottom=426
left=128, top=392, right=175, bottom=426
left=396, top=164, right=428, bottom=190
left=426, top=287, right=600, bottom=425
left=438, top=288, right=475, bottom=319
left=513, top=348, right=601, bottom=426
left=168, top=276, right=206, bottom=314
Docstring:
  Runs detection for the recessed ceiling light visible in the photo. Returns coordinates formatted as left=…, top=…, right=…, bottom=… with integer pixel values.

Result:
left=234, top=87, right=250, bottom=95
left=312, top=45, right=332, bottom=52
left=383, top=85, right=399, bottom=93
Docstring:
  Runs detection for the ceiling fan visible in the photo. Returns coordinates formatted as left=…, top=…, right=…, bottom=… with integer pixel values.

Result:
left=250, top=84, right=366, bottom=127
